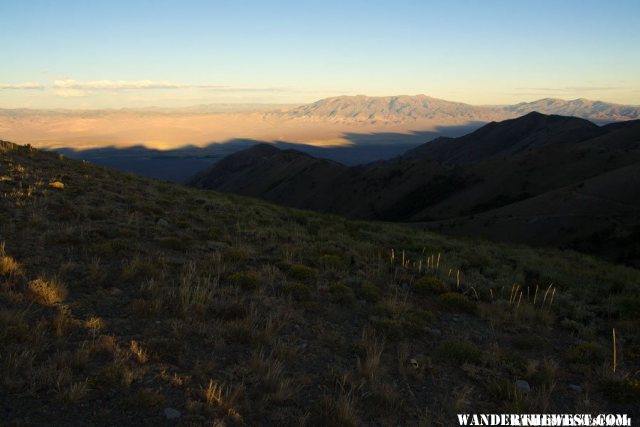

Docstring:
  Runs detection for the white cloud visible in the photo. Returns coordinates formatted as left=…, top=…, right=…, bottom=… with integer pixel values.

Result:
left=53, top=79, right=187, bottom=90
left=51, top=79, right=290, bottom=92
left=0, top=82, right=44, bottom=90
left=54, top=88, right=89, bottom=97
left=197, top=84, right=288, bottom=92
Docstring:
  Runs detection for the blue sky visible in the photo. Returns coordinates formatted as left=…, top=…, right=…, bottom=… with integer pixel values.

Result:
left=1, top=0, right=639, bottom=108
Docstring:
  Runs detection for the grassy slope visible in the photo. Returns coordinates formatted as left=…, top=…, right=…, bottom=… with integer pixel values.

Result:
left=1, top=140, right=640, bottom=426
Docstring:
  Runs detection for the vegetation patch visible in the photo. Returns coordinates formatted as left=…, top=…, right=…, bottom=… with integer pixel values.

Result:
left=413, top=276, right=448, bottom=295
left=437, top=340, right=482, bottom=364
left=437, top=292, right=476, bottom=313
left=228, top=271, right=259, bottom=291
left=281, top=282, right=312, bottom=301
left=328, top=283, right=356, bottom=305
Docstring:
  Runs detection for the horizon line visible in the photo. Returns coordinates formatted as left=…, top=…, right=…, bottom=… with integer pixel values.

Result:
left=1, top=94, right=639, bottom=112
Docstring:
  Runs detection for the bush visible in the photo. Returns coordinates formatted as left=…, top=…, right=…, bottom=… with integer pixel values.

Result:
left=401, top=309, right=433, bottom=335
left=437, top=292, right=475, bottom=313
left=157, top=237, right=188, bottom=251
left=228, top=271, right=259, bottom=291
left=413, top=276, right=447, bottom=295
left=566, top=342, right=606, bottom=365
left=370, top=318, right=403, bottom=340
left=601, top=378, right=640, bottom=403
left=282, top=282, right=312, bottom=301
left=360, top=283, right=381, bottom=302
left=222, top=247, right=249, bottom=263
left=617, top=296, right=640, bottom=320
left=319, top=254, right=345, bottom=270
left=437, top=340, right=481, bottom=364
left=328, top=283, right=356, bottom=305
left=283, top=263, right=317, bottom=282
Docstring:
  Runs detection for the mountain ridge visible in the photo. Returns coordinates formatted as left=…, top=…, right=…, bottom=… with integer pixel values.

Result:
left=190, top=113, right=640, bottom=265
left=273, top=95, right=640, bottom=124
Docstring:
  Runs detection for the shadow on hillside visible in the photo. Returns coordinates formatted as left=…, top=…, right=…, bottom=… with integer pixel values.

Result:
left=54, top=122, right=486, bottom=183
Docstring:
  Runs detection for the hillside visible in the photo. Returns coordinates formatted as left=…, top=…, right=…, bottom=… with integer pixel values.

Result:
left=189, top=144, right=349, bottom=210
left=3, top=139, right=640, bottom=425
left=423, top=161, right=640, bottom=262
left=404, top=112, right=605, bottom=165
left=190, top=114, right=640, bottom=266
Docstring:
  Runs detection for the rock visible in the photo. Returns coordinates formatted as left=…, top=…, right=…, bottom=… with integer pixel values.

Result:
left=164, top=407, right=181, bottom=420
left=109, top=287, right=122, bottom=296
left=568, top=384, right=582, bottom=393
left=515, top=379, right=530, bottom=393
left=157, top=218, right=169, bottom=227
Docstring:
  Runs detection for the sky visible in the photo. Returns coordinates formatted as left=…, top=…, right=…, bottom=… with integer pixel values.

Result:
left=1, top=0, right=639, bottom=108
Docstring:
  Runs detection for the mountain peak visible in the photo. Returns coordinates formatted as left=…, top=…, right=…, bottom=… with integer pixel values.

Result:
left=242, top=142, right=280, bottom=156
left=278, top=95, right=640, bottom=124
left=407, top=112, right=604, bottom=165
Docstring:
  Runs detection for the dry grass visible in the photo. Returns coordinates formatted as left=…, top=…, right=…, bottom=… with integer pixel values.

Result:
left=356, top=327, right=385, bottom=382
left=204, top=380, right=244, bottom=422
left=1, top=139, right=640, bottom=425
left=129, top=340, right=149, bottom=364
left=27, top=277, right=67, bottom=305
left=0, top=242, right=21, bottom=276
left=173, top=262, right=215, bottom=318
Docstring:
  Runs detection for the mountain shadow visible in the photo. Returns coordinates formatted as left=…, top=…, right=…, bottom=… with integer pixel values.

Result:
left=190, top=113, right=640, bottom=266
left=53, top=123, right=485, bottom=183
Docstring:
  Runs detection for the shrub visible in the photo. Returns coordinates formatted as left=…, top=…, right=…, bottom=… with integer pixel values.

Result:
left=437, top=292, right=475, bottom=313
left=328, top=284, right=356, bottom=305
left=360, top=283, right=381, bottom=302
left=413, top=276, right=447, bottom=295
left=566, top=342, right=606, bottom=365
left=437, top=340, right=482, bottom=364
left=229, top=271, right=259, bottom=291
left=287, top=264, right=318, bottom=282
left=402, top=309, right=433, bottom=335
left=319, top=254, right=345, bottom=270
left=222, top=247, right=249, bottom=263
left=601, top=378, right=640, bottom=403
left=370, top=318, right=402, bottom=340
left=157, top=236, right=188, bottom=251
left=617, top=296, right=640, bottom=320
left=92, top=363, right=130, bottom=389
left=282, top=282, right=312, bottom=301
left=127, top=388, right=165, bottom=408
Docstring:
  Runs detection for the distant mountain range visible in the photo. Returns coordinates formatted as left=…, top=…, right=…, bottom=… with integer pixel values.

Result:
left=3, top=94, right=639, bottom=122
left=190, top=112, right=640, bottom=265
left=270, top=94, right=640, bottom=124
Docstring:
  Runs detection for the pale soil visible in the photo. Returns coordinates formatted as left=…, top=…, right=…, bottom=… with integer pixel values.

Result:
left=0, top=111, right=482, bottom=150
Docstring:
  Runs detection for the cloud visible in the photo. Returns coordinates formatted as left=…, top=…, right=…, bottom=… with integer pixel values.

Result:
left=54, top=88, right=89, bottom=97
left=49, top=79, right=290, bottom=97
left=0, top=82, right=44, bottom=90
left=53, top=79, right=188, bottom=90
left=196, top=84, right=288, bottom=92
